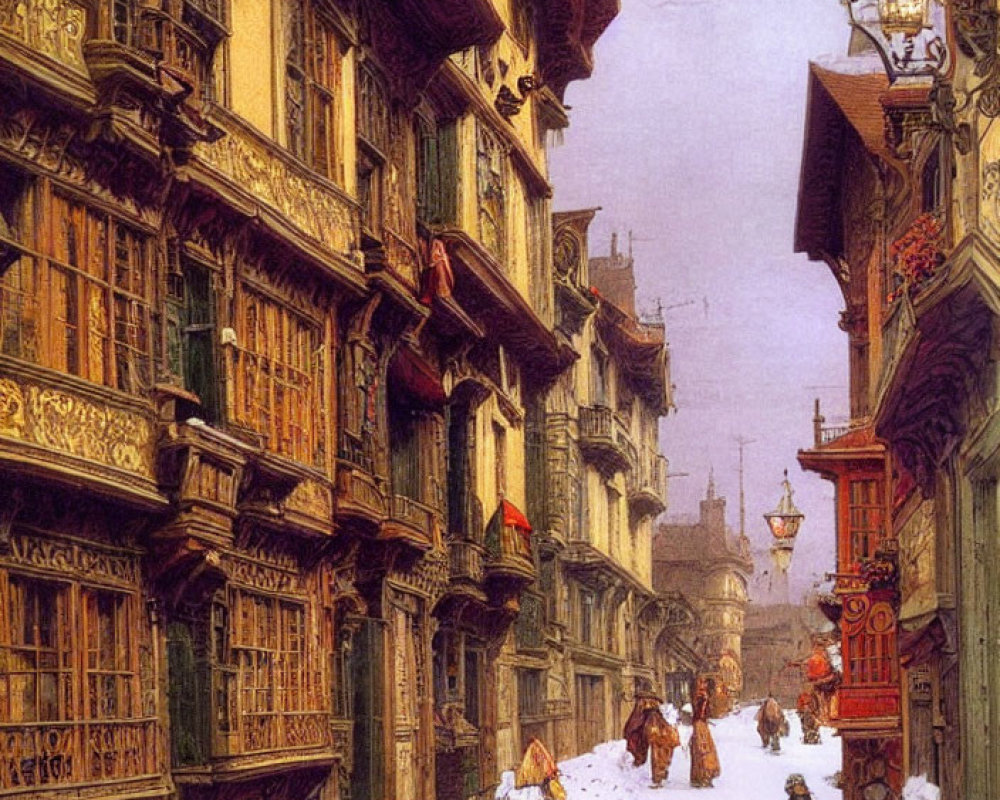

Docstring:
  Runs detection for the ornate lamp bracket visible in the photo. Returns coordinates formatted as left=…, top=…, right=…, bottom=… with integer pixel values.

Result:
left=950, top=2, right=1000, bottom=120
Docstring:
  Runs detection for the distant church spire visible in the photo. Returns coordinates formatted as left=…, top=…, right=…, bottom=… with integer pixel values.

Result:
left=707, top=468, right=715, bottom=500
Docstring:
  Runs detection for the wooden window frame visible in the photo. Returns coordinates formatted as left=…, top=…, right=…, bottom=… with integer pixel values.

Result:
left=229, top=588, right=321, bottom=755
left=0, top=178, right=156, bottom=395
left=476, top=121, right=507, bottom=263
left=516, top=667, right=545, bottom=718
left=416, top=112, right=458, bottom=227
left=231, top=281, right=325, bottom=466
left=284, top=0, right=344, bottom=182
left=0, top=570, right=156, bottom=791
left=847, top=477, right=883, bottom=564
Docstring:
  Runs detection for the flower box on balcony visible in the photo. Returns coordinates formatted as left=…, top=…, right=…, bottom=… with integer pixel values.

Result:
left=886, top=213, right=944, bottom=303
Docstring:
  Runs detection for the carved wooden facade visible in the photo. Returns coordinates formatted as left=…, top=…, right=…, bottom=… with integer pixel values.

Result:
left=0, top=1, right=620, bottom=800
left=504, top=211, right=681, bottom=761
left=793, top=16, right=1000, bottom=793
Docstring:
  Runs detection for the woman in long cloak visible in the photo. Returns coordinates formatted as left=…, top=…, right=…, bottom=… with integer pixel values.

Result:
left=689, top=678, right=721, bottom=788
left=624, top=692, right=680, bottom=787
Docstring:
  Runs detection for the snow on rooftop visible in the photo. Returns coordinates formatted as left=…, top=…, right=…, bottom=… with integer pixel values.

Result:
left=812, top=51, right=884, bottom=75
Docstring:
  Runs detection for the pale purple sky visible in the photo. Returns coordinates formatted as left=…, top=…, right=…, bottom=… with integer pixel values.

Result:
left=549, top=0, right=853, bottom=603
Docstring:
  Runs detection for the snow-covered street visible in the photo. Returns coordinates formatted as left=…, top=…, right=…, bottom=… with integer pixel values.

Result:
left=499, top=703, right=842, bottom=799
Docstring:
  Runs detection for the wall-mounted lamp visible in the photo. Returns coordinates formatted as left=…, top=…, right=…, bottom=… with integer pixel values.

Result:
left=841, top=1, right=1000, bottom=154
left=842, top=0, right=948, bottom=83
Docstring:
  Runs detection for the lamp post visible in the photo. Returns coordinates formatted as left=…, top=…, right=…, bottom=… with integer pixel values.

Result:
left=764, top=470, right=804, bottom=602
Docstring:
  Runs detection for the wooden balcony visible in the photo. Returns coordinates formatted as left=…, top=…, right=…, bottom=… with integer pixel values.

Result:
left=381, top=494, right=437, bottom=552
left=836, top=685, right=901, bottom=726
left=157, top=415, right=247, bottom=545
left=235, top=448, right=332, bottom=537
left=82, top=0, right=227, bottom=160
left=335, top=461, right=387, bottom=531
left=627, top=450, right=667, bottom=519
left=449, top=539, right=486, bottom=585
left=441, top=495, right=488, bottom=604
left=188, top=105, right=364, bottom=293
left=578, top=404, right=632, bottom=475
left=537, top=0, right=620, bottom=101
left=137, top=5, right=217, bottom=105
left=335, top=434, right=386, bottom=532
left=873, top=232, right=993, bottom=467
left=0, top=0, right=93, bottom=104
left=484, top=524, right=535, bottom=584
left=0, top=718, right=162, bottom=792
left=0, top=357, right=165, bottom=510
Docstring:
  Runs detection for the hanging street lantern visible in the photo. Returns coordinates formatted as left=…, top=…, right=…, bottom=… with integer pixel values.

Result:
left=764, top=469, right=804, bottom=574
left=842, top=0, right=947, bottom=83
left=877, top=0, right=929, bottom=37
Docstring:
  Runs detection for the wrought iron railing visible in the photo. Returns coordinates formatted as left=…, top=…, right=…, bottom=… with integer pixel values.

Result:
left=819, top=424, right=852, bottom=445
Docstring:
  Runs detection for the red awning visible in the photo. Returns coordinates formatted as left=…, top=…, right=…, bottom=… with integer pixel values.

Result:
left=501, top=499, right=532, bottom=532
left=388, top=346, right=446, bottom=408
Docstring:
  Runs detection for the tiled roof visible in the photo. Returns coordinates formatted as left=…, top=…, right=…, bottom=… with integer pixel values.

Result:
left=810, top=64, right=892, bottom=160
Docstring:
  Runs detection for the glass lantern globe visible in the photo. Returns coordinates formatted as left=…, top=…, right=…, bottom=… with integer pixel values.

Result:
left=878, top=0, right=929, bottom=37
left=764, top=470, right=804, bottom=544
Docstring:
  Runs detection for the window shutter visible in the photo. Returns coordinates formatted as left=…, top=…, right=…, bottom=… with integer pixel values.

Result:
left=351, top=618, right=386, bottom=800
left=439, top=121, right=459, bottom=225
left=167, top=622, right=208, bottom=767
left=183, top=263, right=219, bottom=422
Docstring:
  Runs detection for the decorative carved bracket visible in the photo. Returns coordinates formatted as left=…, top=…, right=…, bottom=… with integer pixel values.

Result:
left=883, top=101, right=934, bottom=161
left=149, top=535, right=226, bottom=609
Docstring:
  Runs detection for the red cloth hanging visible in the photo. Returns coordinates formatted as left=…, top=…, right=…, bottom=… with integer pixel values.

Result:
left=501, top=499, right=532, bottom=532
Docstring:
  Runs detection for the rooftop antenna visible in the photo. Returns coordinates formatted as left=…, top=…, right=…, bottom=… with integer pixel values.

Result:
left=735, top=436, right=756, bottom=540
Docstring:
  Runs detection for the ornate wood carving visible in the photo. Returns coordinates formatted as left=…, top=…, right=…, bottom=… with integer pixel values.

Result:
left=0, top=369, right=155, bottom=479
left=841, top=736, right=903, bottom=800
left=285, top=478, right=334, bottom=522
left=193, top=110, right=359, bottom=257
left=389, top=547, right=450, bottom=605
left=0, top=0, right=88, bottom=73
left=0, top=104, right=154, bottom=211
left=7, top=527, right=141, bottom=588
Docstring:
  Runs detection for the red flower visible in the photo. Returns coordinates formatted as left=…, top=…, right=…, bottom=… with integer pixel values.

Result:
left=887, top=213, right=944, bottom=302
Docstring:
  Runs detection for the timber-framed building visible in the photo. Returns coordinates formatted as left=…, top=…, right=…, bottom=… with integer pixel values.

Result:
left=0, top=2, right=621, bottom=800
left=792, top=4, right=1000, bottom=790
left=507, top=220, right=687, bottom=759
